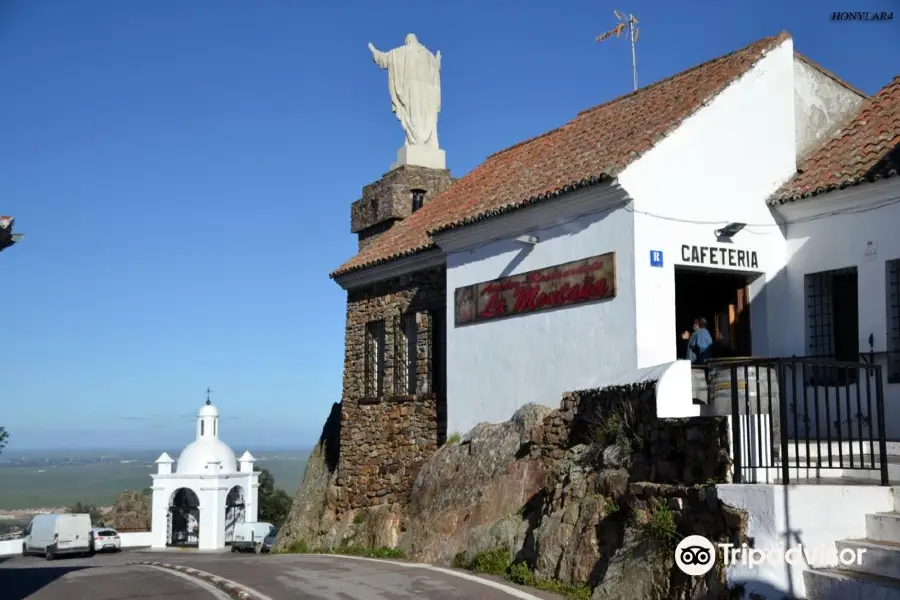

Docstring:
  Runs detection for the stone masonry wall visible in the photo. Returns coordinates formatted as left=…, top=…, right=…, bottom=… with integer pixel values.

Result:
left=338, top=266, right=446, bottom=510
left=532, top=382, right=732, bottom=486
left=350, top=165, right=454, bottom=251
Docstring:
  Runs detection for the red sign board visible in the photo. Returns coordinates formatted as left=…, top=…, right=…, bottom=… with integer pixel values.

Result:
left=454, top=252, right=617, bottom=326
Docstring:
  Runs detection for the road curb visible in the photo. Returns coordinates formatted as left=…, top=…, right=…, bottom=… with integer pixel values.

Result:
left=127, top=561, right=272, bottom=600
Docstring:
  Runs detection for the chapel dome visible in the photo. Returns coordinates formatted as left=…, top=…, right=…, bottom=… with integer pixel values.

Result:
left=198, top=403, right=219, bottom=418
left=176, top=438, right=238, bottom=474
left=174, top=400, right=237, bottom=474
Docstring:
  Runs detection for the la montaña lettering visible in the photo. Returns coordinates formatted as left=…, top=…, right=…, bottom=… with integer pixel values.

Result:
left=479, top=278, right=609, bottom=319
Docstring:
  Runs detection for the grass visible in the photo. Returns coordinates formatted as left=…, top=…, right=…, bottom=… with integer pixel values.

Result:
left=639, top=503, right=679, bottom=550
left=0, top=450, right=309, bottom=510
left=590, top=402, right=642, bottom=452
left=445, top=432, right=462, bottom=446
left=280, top=539, right=406, bottom=560
left=457, top=548, right=592, bottom=600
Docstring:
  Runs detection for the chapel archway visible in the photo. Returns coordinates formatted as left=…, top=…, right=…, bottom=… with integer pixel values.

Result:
left=224, top=485, right=246, bottom=544
left=167, top=487, right=200, bottom=547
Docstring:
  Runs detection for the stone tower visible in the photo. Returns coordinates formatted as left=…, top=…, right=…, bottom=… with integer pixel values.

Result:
left=349, top=165, right=454, bottom=250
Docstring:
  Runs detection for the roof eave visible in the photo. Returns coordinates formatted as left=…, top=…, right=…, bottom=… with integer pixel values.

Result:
left=770, top=170, right=900, bottom=205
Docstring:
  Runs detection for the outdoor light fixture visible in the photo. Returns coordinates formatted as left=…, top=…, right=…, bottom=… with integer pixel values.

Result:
left=715, top=222, right=746, bottom=239
left=515, top=235, right=539, bottom=245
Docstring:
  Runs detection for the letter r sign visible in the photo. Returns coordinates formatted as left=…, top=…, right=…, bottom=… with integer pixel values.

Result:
left=650, top=250, right=664, bottom=268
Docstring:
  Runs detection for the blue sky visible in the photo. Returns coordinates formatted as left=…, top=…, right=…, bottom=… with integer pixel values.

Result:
left=1, top=1, right=896, bottom=451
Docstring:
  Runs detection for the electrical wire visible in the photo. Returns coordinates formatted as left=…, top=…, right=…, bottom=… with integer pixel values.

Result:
left=622, top=193, right=900, bottom=234
left=515, top=189, right=900, bottom=242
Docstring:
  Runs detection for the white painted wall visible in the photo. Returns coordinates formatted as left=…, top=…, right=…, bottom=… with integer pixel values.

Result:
left=792, top=56, right=865, bottom=162
left=619, top=37, right=797, bottom=368
left=771, top=180, right=900, bottom=439
left=442, top=187, right=637, bottom=436
left=717, top=484, right=895, bottom=599
left=150, top=470, right=259, bottom=551
left=0, top=531, right=154, bottom=556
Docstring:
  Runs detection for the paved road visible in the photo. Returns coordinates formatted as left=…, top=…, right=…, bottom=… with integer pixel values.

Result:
left=0, top=557, right=219, bottom=600
left=0, top=550, right=564, bottom=600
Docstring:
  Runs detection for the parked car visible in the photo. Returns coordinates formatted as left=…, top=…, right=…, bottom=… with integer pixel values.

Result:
left=262, top=527, right=279, bottom=553
left=230, top=522, right=275, bottom=553
left=89, top=527, right=121, bottom=553
left=22, top=513, right=92, bottom=560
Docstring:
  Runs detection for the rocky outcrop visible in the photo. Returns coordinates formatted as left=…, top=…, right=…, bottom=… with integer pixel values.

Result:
left=402, top=404, right=551, bottom=564
left=104, top=489, right=151, bottom=531
left=275, top=402, right=342, bottom=550
left=277, top=381, right=748, bottom=600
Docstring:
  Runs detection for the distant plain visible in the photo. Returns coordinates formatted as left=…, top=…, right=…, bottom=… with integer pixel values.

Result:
left=0, top=448, right=310, bottom=510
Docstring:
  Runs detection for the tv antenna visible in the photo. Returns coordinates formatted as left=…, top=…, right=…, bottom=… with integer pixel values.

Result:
left=596, top=10, right=640, bottom=91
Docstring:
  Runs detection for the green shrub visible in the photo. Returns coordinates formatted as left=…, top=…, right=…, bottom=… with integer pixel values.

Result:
left=285, top=539, right=310, bottom=554
left=279, top=539, right=404, bottom=560
left=352, top=508, right=368, bottom=525
left=445, top=432, right=462, bottom=445
left=640, top=503, right=679, bottom=549
left=333, top=546, right=406, bottom=559
left=504, top=562, right=591, bottom=600
left=470, top=548, right=511, bottom=575
left=506, top=561, right=535, bottom=585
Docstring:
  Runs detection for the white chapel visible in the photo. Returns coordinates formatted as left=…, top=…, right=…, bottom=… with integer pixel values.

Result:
left=149, top=397, right=260, bottom=551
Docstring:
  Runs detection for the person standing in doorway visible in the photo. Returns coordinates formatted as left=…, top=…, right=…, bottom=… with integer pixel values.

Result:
left=682, top=317, right=714, bottom=364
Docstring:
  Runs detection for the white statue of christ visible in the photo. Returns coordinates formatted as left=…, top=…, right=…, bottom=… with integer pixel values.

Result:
left=368, top=34, right=445, bottom=169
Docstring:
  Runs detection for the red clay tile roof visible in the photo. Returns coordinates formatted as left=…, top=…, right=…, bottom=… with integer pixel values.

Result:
left=772, top=76, right=900, bottom=203
left=333, top=31, right=793, bottom=278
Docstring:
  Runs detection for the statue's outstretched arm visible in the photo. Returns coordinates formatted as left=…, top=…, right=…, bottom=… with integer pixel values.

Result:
left=368, top=42, right=388, bottom=68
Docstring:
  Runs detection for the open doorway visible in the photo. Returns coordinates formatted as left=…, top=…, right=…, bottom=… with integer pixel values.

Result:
left=675, top=267, right=756, bottom=360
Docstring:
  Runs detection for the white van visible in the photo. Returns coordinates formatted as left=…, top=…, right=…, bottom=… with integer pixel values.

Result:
left=230, top=522, right=275, bottom=553
left=22, top=513, right=93, bottom=560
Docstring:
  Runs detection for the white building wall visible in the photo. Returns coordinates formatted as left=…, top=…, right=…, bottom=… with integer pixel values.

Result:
left=792, top=56, right=866, bottom=162
left=442, top=186, right=637, bottom=436
left=717, top=484, right=894, bottom=599
left=619, top=37, right=798, bottom=367
left=772, top=180, right=900, bottom=438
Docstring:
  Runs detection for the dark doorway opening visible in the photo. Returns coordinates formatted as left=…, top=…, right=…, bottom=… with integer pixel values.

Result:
left=675, top=267, right=755, bottom=360
left=167, top=488, right=200, bottom=548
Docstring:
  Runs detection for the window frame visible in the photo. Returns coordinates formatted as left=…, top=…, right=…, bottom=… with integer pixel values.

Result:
left=805, top=266, right=860, bottom=386
left=364, top=319, right=386, bottom=398
left=887, top=259, right=900, bottom=383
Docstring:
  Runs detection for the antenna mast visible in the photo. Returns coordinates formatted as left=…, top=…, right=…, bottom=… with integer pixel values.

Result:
left=596, top=10, right=640, bottom=91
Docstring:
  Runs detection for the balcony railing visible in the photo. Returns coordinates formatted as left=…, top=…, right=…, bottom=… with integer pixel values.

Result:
left=692, top=357, right=889, bottom=486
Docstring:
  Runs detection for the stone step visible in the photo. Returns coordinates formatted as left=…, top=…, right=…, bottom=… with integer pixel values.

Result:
left=769, top=458, right=900, bottom=482
left=804, top=568, right=900, bottom=600
left=868, top=513, right=900, bottom=545
left=837, top=539, right=900, bottom=581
